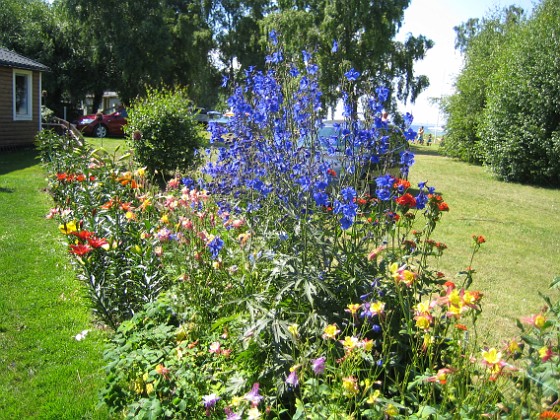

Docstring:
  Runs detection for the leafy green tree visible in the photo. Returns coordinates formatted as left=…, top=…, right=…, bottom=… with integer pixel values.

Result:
left=258, top=0, right=433, bottom=116
left=65, top=0, right=216, bottom=106
left=480, top=0, right=560, bottom=185
left=441, top=7, right=524, bottom=163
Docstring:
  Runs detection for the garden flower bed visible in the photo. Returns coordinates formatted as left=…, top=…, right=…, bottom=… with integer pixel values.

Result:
left=35, top=36, right=559, bottom=419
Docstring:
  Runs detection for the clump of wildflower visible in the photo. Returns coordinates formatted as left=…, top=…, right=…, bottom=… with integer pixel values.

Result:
left=389, top=262, right=416, bottom=286
left=311, top=357, right=326, bottom=375
left=322, top=324, right=340, bottom=339
left=481, top=347, right=507, bottom=380
left=341, top=376, right=359, bottom=397
left=427, top=367, right=454, bottom=385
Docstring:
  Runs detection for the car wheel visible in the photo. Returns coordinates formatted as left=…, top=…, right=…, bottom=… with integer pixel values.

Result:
left=94, top=124, right=108, bottom=138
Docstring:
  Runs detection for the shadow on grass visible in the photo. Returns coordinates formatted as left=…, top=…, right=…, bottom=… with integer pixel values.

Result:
left=0, top=148, right=39, bottom=176
left=410, top=145, right=442, bottom=157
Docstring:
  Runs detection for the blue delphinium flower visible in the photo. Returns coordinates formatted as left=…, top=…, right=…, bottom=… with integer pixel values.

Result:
left=269, top=29, right=278, bottom=45
left=207, top=236, right=224, bottom=259
left=341, top=186, right=356, bottom=202
left=331, top=40, right=338, bottom=53
left=375, top=175, right=394, bottom=201
left=344, top=68, right=360, bottom=81
left=221, top=75, right=229, bottom=88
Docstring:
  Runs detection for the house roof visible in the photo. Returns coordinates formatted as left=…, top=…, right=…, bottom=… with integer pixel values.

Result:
left=0, top=48, right=50, bottom=72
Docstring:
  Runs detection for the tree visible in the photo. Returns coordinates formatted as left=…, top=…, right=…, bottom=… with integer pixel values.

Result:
left=64, top=0, right=216, bottom=106
left=257, top=0, right=433, bottom=116
left=441, top=6, right=524, bottom=163
left=480, top=0, right=560, bottom=185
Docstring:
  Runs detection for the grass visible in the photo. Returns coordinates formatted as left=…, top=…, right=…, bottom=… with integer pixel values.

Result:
left=0, top=149, right=108, bottom=419
left=85, top=136, right=128, bottom=157
left=409, top=144, right=560, bottom=343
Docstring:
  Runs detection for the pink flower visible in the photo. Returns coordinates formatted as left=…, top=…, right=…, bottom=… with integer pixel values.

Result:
left=209, top=342, right=221, bottom=354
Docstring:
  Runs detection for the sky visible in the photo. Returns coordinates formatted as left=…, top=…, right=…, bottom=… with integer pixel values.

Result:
left=397, top=0, right=537, bottom=126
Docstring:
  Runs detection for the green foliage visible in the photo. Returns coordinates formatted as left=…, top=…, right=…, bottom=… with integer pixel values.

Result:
left=443, top=1, right=560, bottom=186
left=125, top=87, right=205, bottom=176
left=441, top=6, right=524, bottom=164
left=514, top=278, right=560, bottom=413
left=480, top=0, right=560, bottom=185
left=65, top=0, right=218, bottom=106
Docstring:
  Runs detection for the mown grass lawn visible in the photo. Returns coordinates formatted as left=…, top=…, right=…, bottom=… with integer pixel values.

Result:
left=0, top=149, right=108, bottom=419
left=409, top=144, right=560, bottom=343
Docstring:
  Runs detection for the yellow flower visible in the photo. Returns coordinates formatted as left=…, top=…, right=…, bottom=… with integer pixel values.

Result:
left=135, top=167, right=146, bottom=177
left=362, top=339, right=374, bottom=352
left=341, top=336, right=360, bottom=351
left=346, top=303, right=361, bottom=315
left=401, top=269, right=416, bottom=286
left=385, top=404, right=399, bottom=417
left=482, top=348, right=502, bottom=365
left=125, top=211, right=136, bottom=220
left=160, top=214, right=170, bottom=224
left=463, top=290, right=476, bottom=305
left=145, top=382, right=154, bottom=395
left=341, top=376, right=359, bottom=396
left=59, top=220, right=77, bottom=235
left=371, top=301, right=385, bottom=315
left=288, top=323, right=299, bottom=337
left=231, top=396, right=243, bottom=407
left=534, top=314, right=546, bottom=329
left=415, top=301, right=431, bottom=314
left=415, top=315, right=431, bottom=330
left=507, top=339, right=520, bottom=354
left=323, top=324, right=340, bottom=339
left=449, top=289, right=462, bottom=306
left=366, top=389, right=381, bottom=404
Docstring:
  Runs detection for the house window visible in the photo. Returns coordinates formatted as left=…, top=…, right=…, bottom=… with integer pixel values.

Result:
left=13, top=70, right=33, bottom=121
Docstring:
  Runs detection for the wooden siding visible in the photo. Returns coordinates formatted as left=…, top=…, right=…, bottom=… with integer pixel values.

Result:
left=0, top=67, right=41, bottom=147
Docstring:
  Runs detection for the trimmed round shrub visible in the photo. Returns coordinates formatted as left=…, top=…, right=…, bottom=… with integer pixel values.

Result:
left=125, top=87, right=205, bottom=175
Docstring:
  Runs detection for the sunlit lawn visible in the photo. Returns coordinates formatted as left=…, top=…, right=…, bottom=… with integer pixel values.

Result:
left=409, top=143, right=560, bottom=343
left=0, top=149, right=108, bottom=418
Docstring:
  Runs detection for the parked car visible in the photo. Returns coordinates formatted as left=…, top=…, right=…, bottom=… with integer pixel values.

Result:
left=74, top=107, right=127, bottom=138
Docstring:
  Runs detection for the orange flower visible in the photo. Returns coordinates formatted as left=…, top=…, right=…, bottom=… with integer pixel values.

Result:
left=472, top=234, right=486, bottom=244
left=540, top=412, right=560, bottom=419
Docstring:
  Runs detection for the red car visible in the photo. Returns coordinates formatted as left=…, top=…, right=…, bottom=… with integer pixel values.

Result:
left=74, top=107, right=127, bottom=138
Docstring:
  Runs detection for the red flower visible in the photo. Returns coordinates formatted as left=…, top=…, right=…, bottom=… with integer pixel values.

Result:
left=327, top=168, right=337, bottom=177
left=472, top=235, right=486, bottom=244
left=395, top=193, right=416, bottom=208
left=69, top=244, right=93, bottom=256
left=438, top=202, right=449, bottom=211
left=71, top=230, right=94, bottom=241
left=56, top=172, right=68, bottom=181
left=394, top=178, right=411, bottom=190
left=75, top=174, right=86, bottom=182
left=87, top=236, right=108, bottom=249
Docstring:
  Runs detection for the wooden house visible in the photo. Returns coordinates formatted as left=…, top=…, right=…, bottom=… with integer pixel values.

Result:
left=0, top=48, right=49, bottom=148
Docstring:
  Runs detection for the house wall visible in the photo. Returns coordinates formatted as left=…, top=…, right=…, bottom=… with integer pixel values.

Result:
left=0, top=67, right=41, bottom=147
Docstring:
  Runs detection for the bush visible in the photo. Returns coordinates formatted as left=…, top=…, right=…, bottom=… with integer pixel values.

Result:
left=480, top=0, right=560, bottom=185
left=125, top=87, right=205, bottom=177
